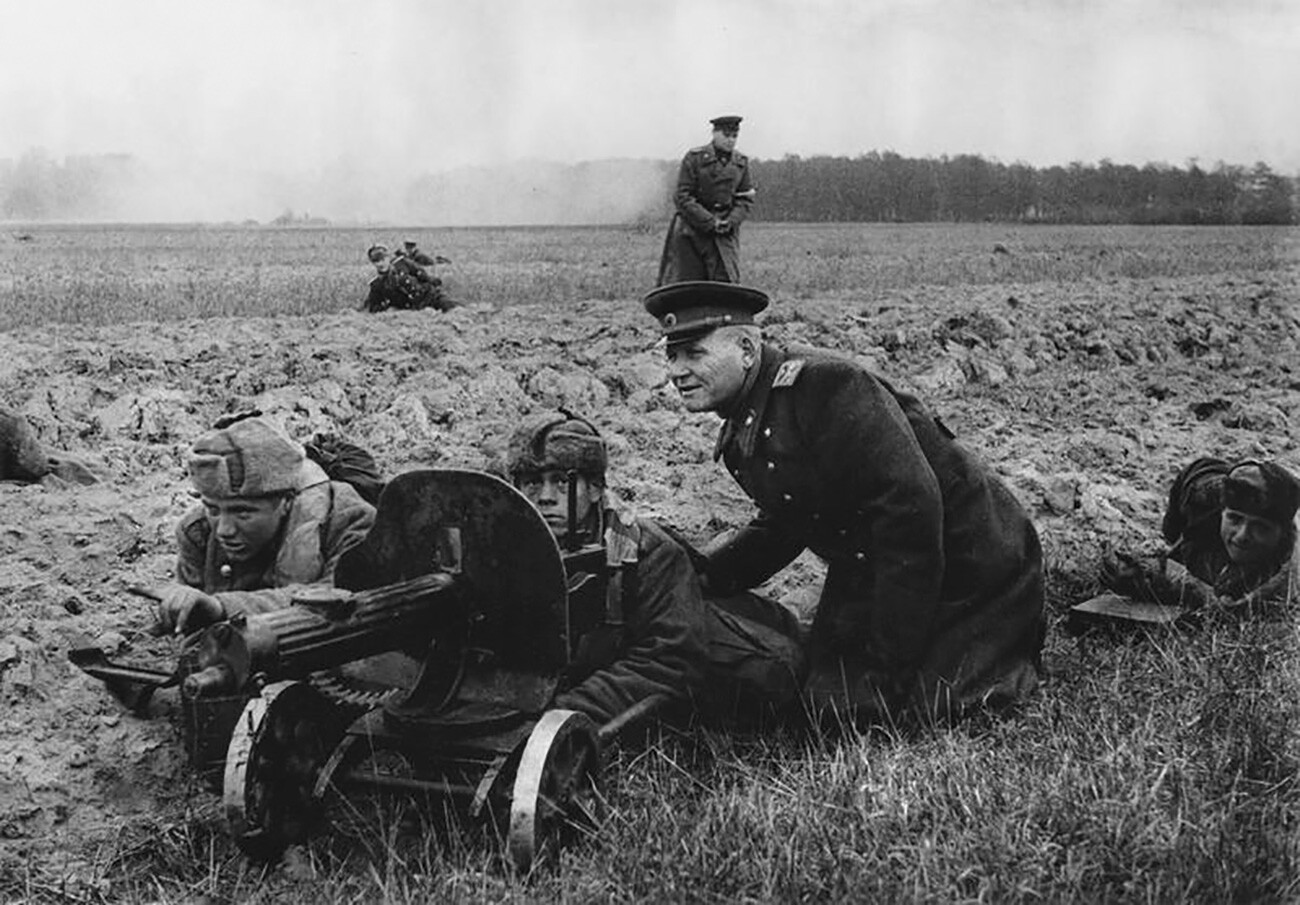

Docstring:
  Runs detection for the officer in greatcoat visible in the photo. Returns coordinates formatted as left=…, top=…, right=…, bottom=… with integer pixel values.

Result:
left=659, top=115, right=756, bottom=285
left=643, top=281, right=1047, bottom=724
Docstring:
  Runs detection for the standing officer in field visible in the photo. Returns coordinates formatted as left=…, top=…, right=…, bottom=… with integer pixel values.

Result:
left=659, top=115, right=756, bottom=285
left=643, top=281, right=1046, bottom=725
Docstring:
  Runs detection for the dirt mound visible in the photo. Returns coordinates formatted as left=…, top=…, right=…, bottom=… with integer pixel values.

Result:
left=1, top=269, right=1297, bottom=886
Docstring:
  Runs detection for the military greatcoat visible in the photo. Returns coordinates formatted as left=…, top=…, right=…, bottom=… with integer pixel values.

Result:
left=175, top=464, right=376, bottom=617
left=662, top=144, right=754, bottom=284
left=705, top=343, right=1045, bottom=722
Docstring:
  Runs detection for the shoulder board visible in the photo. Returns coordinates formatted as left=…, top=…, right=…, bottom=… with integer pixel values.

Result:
left=733, top=151, right=748, bottom=164
left=772, top=359, right=805, bottom=388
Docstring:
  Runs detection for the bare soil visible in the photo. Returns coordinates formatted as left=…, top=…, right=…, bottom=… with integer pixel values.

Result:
left=1, top=269, right=1297, bottom=890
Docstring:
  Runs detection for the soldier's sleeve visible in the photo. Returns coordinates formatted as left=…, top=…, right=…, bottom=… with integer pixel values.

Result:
left=316, top=484, right=378, bottom=579
left=728, top=154, right=754, bottom=228
left=798, top=363, right=946, bottom=672
left=554, top=524, right=709, bottom=725
left=174, top=508, right=210, bottom=590
left=673, top=151, right=716, bottom=232
left=362, top=280, right=384, bottom=312
left=703, top=512, right=806, bottom=595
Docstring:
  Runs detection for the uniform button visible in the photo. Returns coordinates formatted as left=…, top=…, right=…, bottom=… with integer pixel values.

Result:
left=855, top=552, right=866, bottom=561
left=839, top=528, right=847, bottom=536
left=782, top=493, right=792, bottom=502
left=812, top=513, right=820, bottom=521
left=763, top=427, right=772, bottom=437
left=744, top=414, right=754, bottom=425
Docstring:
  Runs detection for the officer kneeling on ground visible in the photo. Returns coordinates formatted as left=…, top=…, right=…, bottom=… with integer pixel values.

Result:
left=154, top=413, right=377, bottom=634
left=643, top=281, right=1047, bottom=726
left=505, top=411, right=806, bottom=727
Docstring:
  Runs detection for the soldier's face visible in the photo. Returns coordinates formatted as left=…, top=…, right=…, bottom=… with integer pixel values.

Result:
left=203, top=495, right=291, bottom=562
left=665, top=331, right=752, bottom=413
left=373, top=257, right=391, bottom=275
left=517, top=469, right=598, bottom=540
left=712, top=128, right=738, bottom=153
left=1219, top=507, right=1285, bottom=567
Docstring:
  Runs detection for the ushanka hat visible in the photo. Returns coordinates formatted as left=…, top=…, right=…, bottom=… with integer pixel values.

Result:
left=187, top=414, right=308, bottom=499
left=1221, top=460, right=1300, bottom=527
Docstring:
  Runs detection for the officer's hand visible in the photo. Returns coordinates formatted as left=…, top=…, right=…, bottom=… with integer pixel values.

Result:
left=156, top=586, right=225, bottom=635
left=715, top=219, right=732, bottom=235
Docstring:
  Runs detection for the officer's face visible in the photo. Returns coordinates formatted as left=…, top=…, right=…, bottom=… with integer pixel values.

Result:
left=712, top=128, right=739, bottom=153
left=203, top=495, right=291, bottom=563
left=1219, top=507, right=1285, bottom=567
left=665, top=330, right=753, bottom=413
left=373, top=256, right=391, bottom=275
left=517, top=469, right=598, bottom=540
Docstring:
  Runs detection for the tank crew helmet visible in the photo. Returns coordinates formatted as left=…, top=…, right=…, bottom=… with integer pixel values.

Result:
left=507, top=409, right=608, bottom=485
left=1222, top=460, right=1300, bottom=527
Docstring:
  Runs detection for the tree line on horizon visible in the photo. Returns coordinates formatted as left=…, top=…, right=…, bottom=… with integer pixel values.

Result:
left=741, top=152, right=1296, bottom=226
left=1, top=146, right=1295, bottom=225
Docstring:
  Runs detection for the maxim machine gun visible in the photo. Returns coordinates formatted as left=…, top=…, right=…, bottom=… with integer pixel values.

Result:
left=71, top=470, right=660, bottom=869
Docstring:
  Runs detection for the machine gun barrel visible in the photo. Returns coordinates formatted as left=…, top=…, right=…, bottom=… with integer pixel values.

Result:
left=184, top=572, right=459, bottom=698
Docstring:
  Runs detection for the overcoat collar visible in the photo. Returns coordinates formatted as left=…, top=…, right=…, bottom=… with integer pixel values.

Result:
left=713, top=343, right=784, bottom=461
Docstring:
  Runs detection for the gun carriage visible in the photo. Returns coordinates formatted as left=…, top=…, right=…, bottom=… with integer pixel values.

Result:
left=72, top=469, right=658, bottom=870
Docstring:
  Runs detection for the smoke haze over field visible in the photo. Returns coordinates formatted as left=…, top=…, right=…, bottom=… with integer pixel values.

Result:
left=2, top=0, right=1297, bottom=223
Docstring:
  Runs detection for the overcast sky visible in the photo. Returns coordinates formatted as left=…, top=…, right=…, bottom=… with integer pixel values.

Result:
left=2, top=0, right=1296, bottom=219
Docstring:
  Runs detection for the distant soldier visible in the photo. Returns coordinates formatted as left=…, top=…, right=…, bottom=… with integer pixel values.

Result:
left=505, top=411, right=805, bottom=726
left=1099, top=457, right=1299, bottom=614
left=394, top=239, right=451, bottom=275
left=643, top=281, right=1047, bottom=726
left=153, top=413, right=376, bottom=634
left=362, top=243, right=456, bottom=313
left=659, top=115, right=756, bottom=285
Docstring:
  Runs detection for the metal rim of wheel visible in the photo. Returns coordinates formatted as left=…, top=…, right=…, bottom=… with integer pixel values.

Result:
left=507, top=708, right=602, bottom=873
left=223, top=679, right=341, bottom=860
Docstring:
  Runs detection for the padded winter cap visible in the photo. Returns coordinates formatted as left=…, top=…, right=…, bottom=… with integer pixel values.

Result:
left=710, top=115, right=743, bottom=130
left=187, top=415, right=307, bottom=500
left=1221, top=460, right=1300, bottom=527
left=366, top=244, right=389, bottom=262
left=507, top=411, right=607, bottom=480
left=643, top=281, right=769, bottom=343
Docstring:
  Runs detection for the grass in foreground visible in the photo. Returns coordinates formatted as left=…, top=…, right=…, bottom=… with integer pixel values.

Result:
left=6, top=603, right=1295, bottom=904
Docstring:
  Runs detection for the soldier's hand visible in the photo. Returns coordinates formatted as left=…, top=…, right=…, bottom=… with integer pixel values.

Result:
left=434, top=255, right=452, bottom=265
left=715, top=219, right=732, bottom=235
left=156, top=585, right=225, bottom=635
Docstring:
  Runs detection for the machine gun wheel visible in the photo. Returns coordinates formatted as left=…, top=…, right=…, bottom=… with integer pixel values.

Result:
left=223, top=680, right=344, bottom=861
left=507, top=709, right=602, bottom=872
